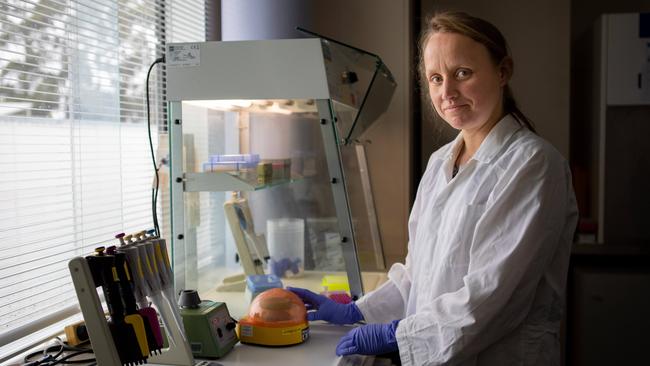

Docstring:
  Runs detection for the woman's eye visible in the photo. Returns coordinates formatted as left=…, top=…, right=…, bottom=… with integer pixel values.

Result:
left=429, top=75, right=442, bottom=84
left=456, top=69, right=471, bottom=79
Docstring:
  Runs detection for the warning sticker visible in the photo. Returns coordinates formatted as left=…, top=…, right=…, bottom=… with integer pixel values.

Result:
left=167, top=44, right=201, bottom=67
left=240, top=325, right=253, bottom=337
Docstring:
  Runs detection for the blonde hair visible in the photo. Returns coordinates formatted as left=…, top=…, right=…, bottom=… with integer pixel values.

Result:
left=418, top=11, right=536, bottom=133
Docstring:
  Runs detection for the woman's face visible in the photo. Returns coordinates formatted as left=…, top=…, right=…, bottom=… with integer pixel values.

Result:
left=423, top=32, right=510, bottom=133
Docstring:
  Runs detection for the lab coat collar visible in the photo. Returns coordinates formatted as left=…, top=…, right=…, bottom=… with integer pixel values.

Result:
left=443, top=114, right=522, bottom=164
left=472, top=114, right=522, bottom=163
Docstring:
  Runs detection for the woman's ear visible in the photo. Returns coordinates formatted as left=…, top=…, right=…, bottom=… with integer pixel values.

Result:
left=498, top=57, right=513, bottom=86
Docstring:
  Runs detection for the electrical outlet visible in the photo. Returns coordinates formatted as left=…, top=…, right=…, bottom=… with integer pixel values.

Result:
left=64, top=320, right=89, bottom=346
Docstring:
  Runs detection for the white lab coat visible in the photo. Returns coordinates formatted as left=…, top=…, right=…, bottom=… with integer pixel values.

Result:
left=356, top=114, right=578, bottom=365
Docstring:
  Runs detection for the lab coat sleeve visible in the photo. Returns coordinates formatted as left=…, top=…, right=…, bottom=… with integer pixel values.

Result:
left=355, top=251, right=412, bottom=323
left=396, top=149, right=575, bottom=365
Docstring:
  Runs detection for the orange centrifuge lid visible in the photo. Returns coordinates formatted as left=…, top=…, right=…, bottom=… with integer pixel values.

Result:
left=240, top=288, right=307, bottom=328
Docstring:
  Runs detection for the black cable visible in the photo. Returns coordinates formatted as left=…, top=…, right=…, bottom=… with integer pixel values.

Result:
left=146, top=56, right=165, bottom=237
left=23, top=338, right=95, bottom=366
left=23, top=340, right=63, bottom=365
left=50, top=348, right=94, bottom=365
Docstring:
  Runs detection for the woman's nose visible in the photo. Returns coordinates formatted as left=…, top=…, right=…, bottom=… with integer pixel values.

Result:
left=441, top=79, right=459, bottom=100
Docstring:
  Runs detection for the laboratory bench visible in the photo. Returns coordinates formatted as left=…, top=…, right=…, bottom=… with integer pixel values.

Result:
left=208, top=322, right=385, bottom=366
left=4, top=271, right=389, bottom=366
left=197, top=271, right=390, bottom=365
left=5, top=324, right=387, bottom=366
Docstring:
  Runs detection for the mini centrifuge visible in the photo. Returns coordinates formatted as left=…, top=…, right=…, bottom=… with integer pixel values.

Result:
left=237, top=288, right=309, bottom=346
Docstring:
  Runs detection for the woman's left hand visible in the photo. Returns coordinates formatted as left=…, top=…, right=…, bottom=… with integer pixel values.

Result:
left=336, top=320, right=400, bottom=356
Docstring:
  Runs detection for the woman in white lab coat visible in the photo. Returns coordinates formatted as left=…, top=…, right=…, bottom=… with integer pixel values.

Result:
left=289, top=11, right=578, bottom=365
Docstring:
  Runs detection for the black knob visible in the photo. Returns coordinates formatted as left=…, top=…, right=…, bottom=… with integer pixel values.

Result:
left=178, top=289, right=201, bottom=308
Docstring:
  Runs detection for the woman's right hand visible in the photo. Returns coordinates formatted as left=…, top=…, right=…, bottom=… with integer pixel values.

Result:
left=287, top=287, right=364, bottom=325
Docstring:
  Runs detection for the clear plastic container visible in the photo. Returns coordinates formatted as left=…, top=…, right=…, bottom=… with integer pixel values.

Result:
left=267, top=218, right=304, bottom=278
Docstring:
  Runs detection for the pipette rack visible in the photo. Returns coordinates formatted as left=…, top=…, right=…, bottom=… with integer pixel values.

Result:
left=68, top=256, right=194, bottom=366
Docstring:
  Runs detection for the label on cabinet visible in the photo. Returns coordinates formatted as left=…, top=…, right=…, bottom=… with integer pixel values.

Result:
left=167, top=43, right=201, bottom=68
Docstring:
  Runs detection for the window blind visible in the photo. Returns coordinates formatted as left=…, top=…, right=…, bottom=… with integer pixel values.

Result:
left=166, top=0, right=205, bottom=43
left=0, top=0, right=205, bottom=353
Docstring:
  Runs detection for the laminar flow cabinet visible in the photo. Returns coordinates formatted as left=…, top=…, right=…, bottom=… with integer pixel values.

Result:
left=165, top=35, right=396, bottom=303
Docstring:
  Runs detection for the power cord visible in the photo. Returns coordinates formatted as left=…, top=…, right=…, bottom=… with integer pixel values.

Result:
left=22, top=337, right=95, bottom=366
left=146, top=56, right=165, bottom=237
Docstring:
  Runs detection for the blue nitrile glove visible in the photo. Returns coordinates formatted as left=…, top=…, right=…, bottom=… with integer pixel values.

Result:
left=287, top=287, right=363, bottom=325
left=336, top=320, right=400, bottom=356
